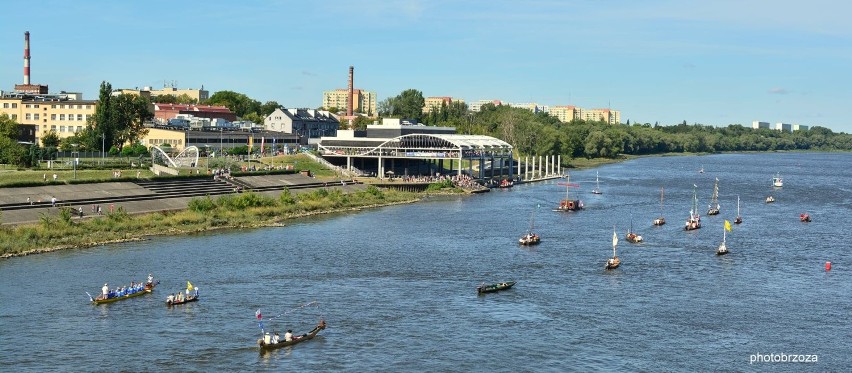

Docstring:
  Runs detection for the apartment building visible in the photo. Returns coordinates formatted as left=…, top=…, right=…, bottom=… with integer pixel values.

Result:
left=0, top=92, right=97, bottom=144
left=423, top=96, right=465, bottom=113
left=322, top=89, right=377, bottom=116
left=582, top=108, right=621, bottom=124
left=548, top=106, right=581, bottom=123
left=264, top=108, right=339, bottom=144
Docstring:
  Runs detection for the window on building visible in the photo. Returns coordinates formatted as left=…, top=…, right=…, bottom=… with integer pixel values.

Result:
left=59, top=114, right=65, bottom=121
left=34, top=105, right=39, bottom=108
left=11, top=103, right=17, bottom=108
left=2, top=103, right=7, bottom=108
left=25, top=113, right=31, bottom=120
left=51, top=125, right=57, bottom=131
left=12, top=114, right=17, bottom=120
left=51, top=114, right=57, bottom=120
left=60, top=126, right=66, bottom=132
left=77, top=114, right=83, bottom=121
left=76, top=126, right=82, bottom=132
left=25, top=104, right=31, bottom=109
left=51, top=105, right=57, bottom=109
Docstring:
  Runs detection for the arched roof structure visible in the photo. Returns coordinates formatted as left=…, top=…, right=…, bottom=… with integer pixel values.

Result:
left=318, top=133, right=512, bottom=158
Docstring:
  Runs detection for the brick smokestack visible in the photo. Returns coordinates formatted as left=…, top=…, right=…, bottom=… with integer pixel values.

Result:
left=23, top=31, right=31, bottom=85
left=347, top=65, right=354, bottom=117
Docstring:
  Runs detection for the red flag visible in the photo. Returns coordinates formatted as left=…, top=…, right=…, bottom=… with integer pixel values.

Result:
left=256, top=309, right=262, bottom=320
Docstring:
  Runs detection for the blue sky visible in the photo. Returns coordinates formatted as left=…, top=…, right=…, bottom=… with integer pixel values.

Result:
left=2, top=0, right=850, bottom=132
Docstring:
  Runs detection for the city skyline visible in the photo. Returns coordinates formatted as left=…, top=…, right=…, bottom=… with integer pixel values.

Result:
left=1, top=0, right=850, bottom=132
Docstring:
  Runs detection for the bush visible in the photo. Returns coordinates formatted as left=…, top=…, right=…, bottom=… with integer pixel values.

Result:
left=279, top=189, right=296, bottom=205
left=426, top=179, right=454, bottom=191
left=188, top=195, right=216, bottom=212
left=218, top=192, right=276, bottom=210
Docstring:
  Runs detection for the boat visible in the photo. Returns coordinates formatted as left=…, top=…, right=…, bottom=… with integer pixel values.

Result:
left=717, top=220, right=731, bottom=256
left=591, top=171, right=602, bottom=195
left=88, top=278, right=158, bottom=305
left=653, top=187, right=666, bottom=226
left=605, top=228, right=620, bottom=270
left=166, top=281, right=199, bottom=306
left=518, top=206, right=541, bottom=245
left=707, top=177, right=720, bottom=215
left=734, top=195, right=742, bottom=224
left=800, top=213, right=811, bottom=222
left=258, top=319, right=327, bottom=352
left=699, top=165, right=704, bottom=174
left=765, top=195, right=775, bottom=204
left=625, top=217, right=643, bottom=243
left=684, top=184, right=701, bottom=231
left=498, top=179, right=514, bottom=188
left=554, top=174, right=583, bottom=212
left=772, top=172, right=783, bottom=187
left=477, top=281, right=516, bottom=294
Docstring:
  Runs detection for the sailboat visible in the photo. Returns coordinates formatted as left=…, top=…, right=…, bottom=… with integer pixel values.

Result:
left=605, top=228, right=620, bottom=270
left=699, top=165, right=704, bottom=174
left=626, top=217, right=643, bottom=243
left=684, top=184, right=701, bottom=231
left=716, top=220, right=731, bottom=255
left=800, top=212, right=812, bottom=222
left=554, top=174, right=583, bottom=212
left=734, top=195, right=742, bottom=224
left=653, top=187, right=666, bottom=226
left=591, top=171, right=602, bottom=195
left=772, top=172, right=783, bottom=188
left=518, top=205, right=541, bottom=245
left=707, top=177, right=720, bottom=215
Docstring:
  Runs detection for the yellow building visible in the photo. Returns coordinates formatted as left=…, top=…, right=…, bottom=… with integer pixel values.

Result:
left=0, top=93, right=97, bottom=144
left=143, top=128, right=186, bottom=150
left=548, top=105, right=580, bottom=123
left=423, top=96, right=465, bottom=114
left=322, top=89, right=376, bottom=116
left=582, top=108, right=621, bottom=124
left=114, top=87, right=208, bottom=103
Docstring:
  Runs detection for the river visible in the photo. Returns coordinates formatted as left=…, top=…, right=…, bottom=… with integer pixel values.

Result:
left=1, top=152, right=850, bottom=372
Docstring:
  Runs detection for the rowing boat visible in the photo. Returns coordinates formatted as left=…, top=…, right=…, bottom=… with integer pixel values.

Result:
left=89, top=281, right=158, bottom=305
left=258, top=320, right=327, bottom=352
left=477, top=281, right=516, bottom=295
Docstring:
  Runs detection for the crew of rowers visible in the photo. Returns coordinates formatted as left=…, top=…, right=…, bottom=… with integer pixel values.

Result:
left=99, top=274, right=155, bottom=300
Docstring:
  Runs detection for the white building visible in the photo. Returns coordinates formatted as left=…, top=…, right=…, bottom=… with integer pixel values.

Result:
left=264, top=108, right=340, bottom=144
left=775, top=122, right=792, bottom=132
left=752, top=121, right=771, bottom=129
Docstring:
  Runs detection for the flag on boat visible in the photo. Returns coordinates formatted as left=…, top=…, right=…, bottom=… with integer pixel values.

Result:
left=187, top=281, right=194, bottom=292
left=724, top=220, right=732, bottom=232
left=256, top=309, right=262, bottom=320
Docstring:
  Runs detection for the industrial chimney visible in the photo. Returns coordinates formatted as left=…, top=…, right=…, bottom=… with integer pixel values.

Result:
left=347, top=66, right=354, bottom=117
left=23, top=31, right=31, bottom=85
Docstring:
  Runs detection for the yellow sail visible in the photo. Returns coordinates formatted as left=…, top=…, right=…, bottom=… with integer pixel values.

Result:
left=724, top=220, right=732, bottom=232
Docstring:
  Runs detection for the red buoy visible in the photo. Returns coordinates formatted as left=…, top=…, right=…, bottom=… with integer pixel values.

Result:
left=826, top=261, right=832, bottom=271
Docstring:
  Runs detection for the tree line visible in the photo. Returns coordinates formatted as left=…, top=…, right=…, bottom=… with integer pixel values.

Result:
left=376, top=88, right=852, bottom=159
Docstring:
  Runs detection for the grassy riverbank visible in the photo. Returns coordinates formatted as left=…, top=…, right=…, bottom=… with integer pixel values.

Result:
left=0, top=186, right=419, bottom=258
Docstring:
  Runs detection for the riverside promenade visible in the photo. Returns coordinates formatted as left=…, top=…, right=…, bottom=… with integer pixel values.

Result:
left=0, top=174, right=363, bottom=226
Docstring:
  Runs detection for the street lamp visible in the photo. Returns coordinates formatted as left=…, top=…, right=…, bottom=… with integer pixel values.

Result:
left=71, top=144, right=78, bottom=179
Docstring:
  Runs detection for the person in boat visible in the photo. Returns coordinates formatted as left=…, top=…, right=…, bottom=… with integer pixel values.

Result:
left=272, top=332, right=280, bottom=344
left=318, top=319, right=327, bottom=329
left=167, top=293, right=174, bottom=304
left=284, top=330, right=293, bottom=342
left=147, top=274, right=153, bottom=285
left=102, top=283, right=109, bottom=300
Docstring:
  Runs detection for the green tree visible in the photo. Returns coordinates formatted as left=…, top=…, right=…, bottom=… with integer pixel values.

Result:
left=242, top=112, right=264, bottom=125
left=207, top=90, right=261, bottom=118
left=260, top=101, right=282, bottom=116
left=111, top=93, right=153, bottom=151
left=89, top=81, right=115, bottom=152
left=41, top=130, right=60, bottom=148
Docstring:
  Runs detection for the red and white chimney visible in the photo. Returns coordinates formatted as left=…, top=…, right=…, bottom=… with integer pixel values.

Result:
left=23, top=31, right=31, bottom=85
left=347, top=65, right=354, bottom=117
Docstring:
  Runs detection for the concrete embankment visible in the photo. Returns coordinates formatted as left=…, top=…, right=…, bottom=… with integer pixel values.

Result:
left=0, top=174, right=364, bottom=226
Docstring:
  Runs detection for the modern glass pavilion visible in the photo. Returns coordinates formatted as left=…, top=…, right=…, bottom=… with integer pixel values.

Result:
left=318, top=133, right=514, bottom=180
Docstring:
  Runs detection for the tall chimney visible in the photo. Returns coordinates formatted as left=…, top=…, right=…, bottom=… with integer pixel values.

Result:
left=347, top=65, right=354, bottom=117
left=23, top=31, right=31, bottom=85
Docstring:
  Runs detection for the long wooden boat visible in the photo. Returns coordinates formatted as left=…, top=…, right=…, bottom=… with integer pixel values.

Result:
left=477, top=281, right=516, bottom=295
left=89, top=281, right=158, bottom=305
left=257, top=320, right=327, bottom=352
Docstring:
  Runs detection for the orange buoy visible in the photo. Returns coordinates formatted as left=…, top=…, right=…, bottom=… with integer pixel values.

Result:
left=825, top=261, right=832, bottom=271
